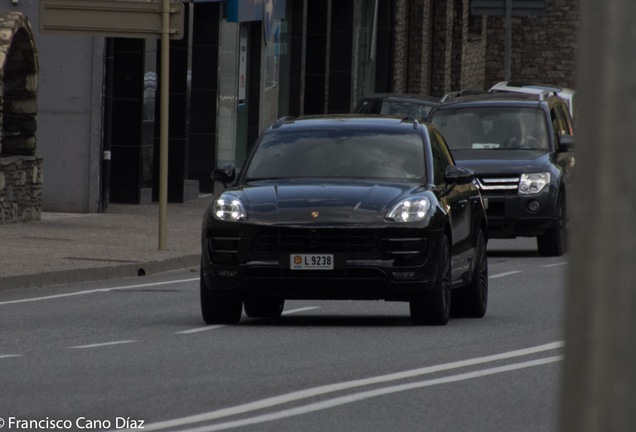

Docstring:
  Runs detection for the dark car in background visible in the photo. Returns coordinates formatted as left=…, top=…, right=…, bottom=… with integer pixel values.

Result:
left=353, top=93, right=440, bottom=121
left=428, top=91, right=575, bottom=256
left=201, top=116, right=488, bottom=326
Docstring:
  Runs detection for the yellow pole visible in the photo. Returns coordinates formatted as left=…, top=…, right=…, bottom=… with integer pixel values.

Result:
left=158, top=0, right=170, bottom=251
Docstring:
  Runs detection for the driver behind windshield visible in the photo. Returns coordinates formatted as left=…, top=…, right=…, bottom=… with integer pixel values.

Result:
left=430, top=107, right=549, bottom=151
left=511, top=112, right=549, bottom=149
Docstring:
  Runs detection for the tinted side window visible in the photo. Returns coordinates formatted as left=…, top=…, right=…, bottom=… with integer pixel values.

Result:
left=355, top=100, right=382, bottom=114
left=434, top=132, right=455, bottom=166
left=560, top=104, right=574, bottom=135
left=429, top=132, right=450, bottom=185
left=550, top=106, right=567, bottom=138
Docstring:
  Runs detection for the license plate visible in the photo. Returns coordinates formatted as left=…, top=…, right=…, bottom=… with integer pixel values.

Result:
left=290, top=254, right=334, bottom=270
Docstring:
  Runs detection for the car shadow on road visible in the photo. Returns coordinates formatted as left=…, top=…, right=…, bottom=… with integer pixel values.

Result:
left=487, top=249, right=541, bottom=258
left=241, top=315, right=416, bottom=327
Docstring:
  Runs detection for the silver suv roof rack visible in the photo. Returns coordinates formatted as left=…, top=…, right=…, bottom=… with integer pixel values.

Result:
left=538, top=90, right=559, bottom=101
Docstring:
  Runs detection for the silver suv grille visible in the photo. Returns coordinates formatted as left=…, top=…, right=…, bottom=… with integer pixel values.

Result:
left=476, top=177, right=520, bottom=192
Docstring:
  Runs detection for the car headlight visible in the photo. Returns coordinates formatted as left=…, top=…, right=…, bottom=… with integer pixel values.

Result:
left=386, top=197, right=431, bottom=222
left=519, top=173, right=550, bottom=195
left=213, top=194, right=247, bottom=221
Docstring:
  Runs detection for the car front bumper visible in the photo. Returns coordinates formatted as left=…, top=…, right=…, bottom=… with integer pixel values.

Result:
left=201, top=225, right=443, bottom=302
left=483, top=189, right=558, bottom=238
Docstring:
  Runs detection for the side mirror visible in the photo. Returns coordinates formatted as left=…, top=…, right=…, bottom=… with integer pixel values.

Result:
left=444, top=165, right=475, bottom=185
left=212, top=164, right=236, bottom=187
left=558, top=135, right=575, bottom=152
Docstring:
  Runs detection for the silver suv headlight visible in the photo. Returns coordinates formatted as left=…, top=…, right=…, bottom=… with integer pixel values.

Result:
left=386, top=196, right=431, bottom=222
left=519, top=173, right=550, bottom=195
left=213, top=194, right=247, bottom=221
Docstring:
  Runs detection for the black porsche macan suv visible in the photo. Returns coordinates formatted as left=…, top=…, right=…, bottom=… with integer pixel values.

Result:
left=428, top=91, right=575, bottom=256
left=201, top=116, right=488, bottom=325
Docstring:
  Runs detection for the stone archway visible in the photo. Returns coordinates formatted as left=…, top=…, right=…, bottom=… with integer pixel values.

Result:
left=0, top=12, right=40, bottom=225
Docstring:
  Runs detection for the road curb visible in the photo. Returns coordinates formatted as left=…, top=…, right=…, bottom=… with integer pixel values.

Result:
left=0, top=253, right=201, bottom=292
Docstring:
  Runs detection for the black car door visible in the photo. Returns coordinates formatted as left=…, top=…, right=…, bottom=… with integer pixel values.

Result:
left=550, top=103, right=575, bottom=191
left=430, top=131, right=473, bottom=281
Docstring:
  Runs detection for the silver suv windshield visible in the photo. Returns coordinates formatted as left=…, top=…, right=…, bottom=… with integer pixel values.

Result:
left=429, top=107, right=549, bottom=151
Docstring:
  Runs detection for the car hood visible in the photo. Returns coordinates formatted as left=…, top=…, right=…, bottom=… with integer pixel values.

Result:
left=229, top=179, right=423, bottom=225
left=452, top=150, right=550, bottom=176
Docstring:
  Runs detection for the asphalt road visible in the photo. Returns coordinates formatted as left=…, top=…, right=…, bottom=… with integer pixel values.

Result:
left=0, top=237, right=567, bottom=432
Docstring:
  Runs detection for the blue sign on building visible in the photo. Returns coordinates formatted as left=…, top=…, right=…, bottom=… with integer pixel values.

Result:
left=226, top=0, right=285, bottom=23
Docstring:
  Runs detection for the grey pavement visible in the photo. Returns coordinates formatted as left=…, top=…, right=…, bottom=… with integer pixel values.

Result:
left=0, top=195, right=212, bottom=291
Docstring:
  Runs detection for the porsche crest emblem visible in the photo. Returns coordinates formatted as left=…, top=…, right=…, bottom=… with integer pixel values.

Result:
left=312, top=212, right=319, bottom=218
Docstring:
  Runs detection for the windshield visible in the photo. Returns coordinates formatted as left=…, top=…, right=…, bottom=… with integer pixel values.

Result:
left=245, top=129, right=427, bottom=181
left=357, top=100, right=433, bottom=120
left=429, top=107, right=549, bottom=151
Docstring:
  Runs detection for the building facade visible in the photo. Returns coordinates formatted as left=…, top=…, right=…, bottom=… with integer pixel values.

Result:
left=10, top=0, right=579, bottom=213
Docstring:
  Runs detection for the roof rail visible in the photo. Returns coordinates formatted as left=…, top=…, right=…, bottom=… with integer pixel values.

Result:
left=440, top=90, right=487, bottom=102
left=399, top=117, right=420, bottom=129
left=272, top=116, right=296, bottom=129
left=440, top=91, right=463, bottom=102
left=538, top=90, right=558, bottom=101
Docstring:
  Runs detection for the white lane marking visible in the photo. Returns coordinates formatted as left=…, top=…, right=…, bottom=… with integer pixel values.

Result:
left=69, top=340, right=137, bottom=349
left=0, top=354, right=22, bottom=359
left=175, top=307, right=320, bottom=334
left=172, top=356, right=564, bottom=432
left=489, top=271, right=522, bottom=279
left=136, top=341, right=564, bottom=431
left=282, top=307, right=320, bottom=315
left=176, top=325, right=225, bottom=335
left=0, top=278, right=199, bottom=306
left=542, top=262, right=568, bottom=268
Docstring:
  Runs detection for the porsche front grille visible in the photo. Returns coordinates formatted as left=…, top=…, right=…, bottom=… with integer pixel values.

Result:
left=250, top=229, right=428, bottom=266
left=251, top=229, right=381, bottom=259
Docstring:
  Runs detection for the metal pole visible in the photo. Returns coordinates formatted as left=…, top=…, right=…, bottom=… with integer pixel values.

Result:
left=370, top=0, right=379, bottom=61
left=101, top=38, right=114, bottom=213
left=559, top=0, right=636, bottom=431
left=158, top=0, right=170, bottom=251
left=504, top=0, right=511, bottom=81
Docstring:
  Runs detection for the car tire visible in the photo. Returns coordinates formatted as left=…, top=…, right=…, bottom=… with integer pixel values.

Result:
left=410, top=233, right=451, bottom=326
left=200, top=269, right=242, bottom=324
left=451, top=229, right=488, bottom=318
left=537, top=195, right=566, bottom=257
left=244, top=297, right=285, bottom=318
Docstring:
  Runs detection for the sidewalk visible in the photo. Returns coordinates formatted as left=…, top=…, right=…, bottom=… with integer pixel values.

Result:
left=0, top=195, right=212, bottom=291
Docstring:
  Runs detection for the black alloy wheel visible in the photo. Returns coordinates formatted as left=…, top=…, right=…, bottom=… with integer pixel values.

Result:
left=410, top=233, right=452, bottom=325
left=244, top=298, right=285, bottom=318
left=537, top=195, right=566, bottom=257
left=200, top=267, right=243, bottom=324
left=451, top=229, right=488, bottom=318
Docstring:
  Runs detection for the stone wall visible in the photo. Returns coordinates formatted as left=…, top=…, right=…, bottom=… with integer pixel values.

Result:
left=485, top=0, right=579, bottom=89
left=430, top=0, right=447, bottom=96
left=460, top=0, right=486, bottom=91
left=391, top=0, right=579, bottom=97
left=0, top=11, right=40, bottom=226
left=392, top=0, right=408, bottom=93
left=0, top=156, right=42, bottom=223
